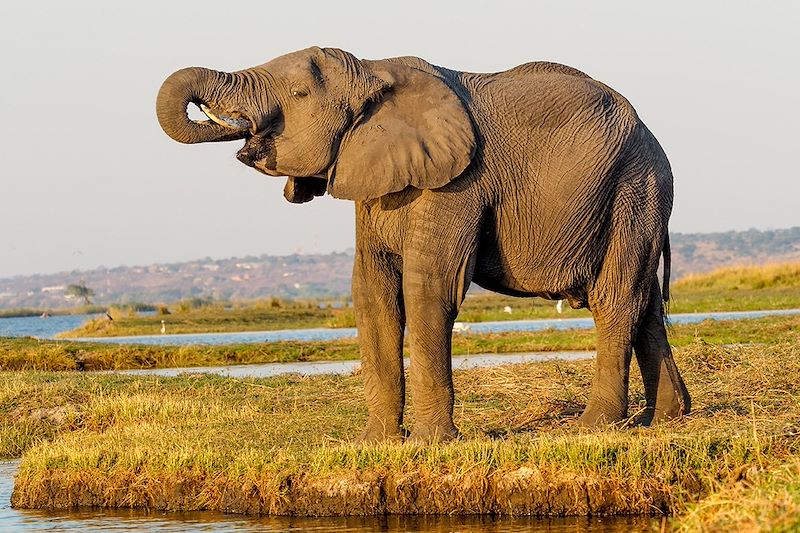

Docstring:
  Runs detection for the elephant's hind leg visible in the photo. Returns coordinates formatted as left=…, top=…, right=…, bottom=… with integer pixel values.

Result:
left=633, top=281, right=691, bottom=425
left=578, top=285, right=647, bottom=427
left=577, top=192, right=655, bottom=426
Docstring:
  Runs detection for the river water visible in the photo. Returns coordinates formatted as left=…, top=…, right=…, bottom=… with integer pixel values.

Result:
left=0, top=314, right=99, bottom=339
left=1, top=308, right=795, bottom=346
left=118, top=351, right=596, bottom=378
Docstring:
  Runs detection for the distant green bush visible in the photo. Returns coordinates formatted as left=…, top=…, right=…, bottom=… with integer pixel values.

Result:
left=176, top=297, right=214, bottom=313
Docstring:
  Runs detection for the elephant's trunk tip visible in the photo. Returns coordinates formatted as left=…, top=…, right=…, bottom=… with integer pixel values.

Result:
left=156, top=67, right=248, bottom=144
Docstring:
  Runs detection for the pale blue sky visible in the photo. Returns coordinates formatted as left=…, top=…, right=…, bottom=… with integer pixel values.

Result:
left=1, top=1, right=797, bottom=277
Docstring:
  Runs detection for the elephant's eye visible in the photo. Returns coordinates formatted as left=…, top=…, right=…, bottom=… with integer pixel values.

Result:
left=291, top=87, right=309, bottom=98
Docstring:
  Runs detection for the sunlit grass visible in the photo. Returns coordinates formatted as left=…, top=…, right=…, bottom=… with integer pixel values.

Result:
left=674, top=460, right=800, bottom=532
left=673, top=263, right=800, bottom=291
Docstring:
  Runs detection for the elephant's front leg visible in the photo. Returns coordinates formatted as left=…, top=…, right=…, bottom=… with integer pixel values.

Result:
left=352, top=247, right=406, bottom=442
left=403, top=243, right=477, bottom=443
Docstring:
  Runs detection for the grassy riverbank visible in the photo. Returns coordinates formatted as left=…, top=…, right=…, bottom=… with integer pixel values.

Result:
left=58, top=300, right=356, bottom=338
left=2, top=314, right=797, bottom=371
left=0, top=304, right=107, bottom=319
left=58, top=263, right=800, bottom=338
left=4, top=331, right=800, bottom=528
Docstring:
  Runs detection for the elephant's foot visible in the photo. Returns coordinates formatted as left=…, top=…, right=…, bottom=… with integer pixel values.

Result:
left=631, top=393, right=690, bottom=427
left=356, top=417, right=406, bottom=444
left=575, top=400, right=626, bottom=428
left=407, top=421, right=460, bottom=444
left=632, top=408, right=654, bottom=427
left=651, top=384, right=691, bottom=424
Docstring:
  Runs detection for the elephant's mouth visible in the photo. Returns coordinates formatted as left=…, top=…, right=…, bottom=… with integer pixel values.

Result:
left=283, top=176, right=328, bottom=203
left=253, top=161, right=281, bottom=177
left=237, top=135, right=278, bottom=173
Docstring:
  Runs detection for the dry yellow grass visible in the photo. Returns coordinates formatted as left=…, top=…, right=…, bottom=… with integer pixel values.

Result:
left=674, top=461, right=800, bottom=532
left=673, top=262, right=800, bottom=291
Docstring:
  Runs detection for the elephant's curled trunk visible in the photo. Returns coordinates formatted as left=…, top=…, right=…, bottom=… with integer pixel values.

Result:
left=156, top=67, right=250, bottom=144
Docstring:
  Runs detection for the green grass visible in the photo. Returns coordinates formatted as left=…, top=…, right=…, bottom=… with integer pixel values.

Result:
left=3, top=314, right=798, bottom=372
left=59, top=263, right=800, bottom=338
left=5, top=331, right=800, bottom=523
left=0, top=335, right=360, bottom=371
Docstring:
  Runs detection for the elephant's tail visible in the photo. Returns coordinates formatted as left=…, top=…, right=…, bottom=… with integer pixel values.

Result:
left=662, top=233, right=671, bottom=303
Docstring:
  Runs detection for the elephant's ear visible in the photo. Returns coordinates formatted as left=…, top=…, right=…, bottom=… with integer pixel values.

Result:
left=328, top=60, right=476, bottom=201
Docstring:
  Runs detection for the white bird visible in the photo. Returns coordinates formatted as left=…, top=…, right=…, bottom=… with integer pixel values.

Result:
left=452, top=322, right=471, bottom=333
left=503, top=306, right=513, bottom=314
left=556, top=300, right=564, bottom=314
left=160, top=320, right=166, bottom=334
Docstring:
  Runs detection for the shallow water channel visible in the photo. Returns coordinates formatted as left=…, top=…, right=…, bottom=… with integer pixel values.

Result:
left=119, top=350, right=595, bottom=378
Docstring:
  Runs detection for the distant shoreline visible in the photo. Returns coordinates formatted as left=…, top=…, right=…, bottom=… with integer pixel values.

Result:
left=1, top=227, right=798, bottom=309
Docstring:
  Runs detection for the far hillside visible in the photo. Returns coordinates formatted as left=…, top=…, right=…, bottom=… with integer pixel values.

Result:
left=1, top=227, right=799, bottom=309
left=670, top=227, right=800, bottom=279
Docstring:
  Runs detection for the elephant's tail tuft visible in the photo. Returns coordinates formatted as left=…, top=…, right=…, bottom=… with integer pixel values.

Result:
left=662, top=233, right=671, bottom=325
left=662, top=233, right=671, bottom=303
left=661, top=233, right=672, bottom=302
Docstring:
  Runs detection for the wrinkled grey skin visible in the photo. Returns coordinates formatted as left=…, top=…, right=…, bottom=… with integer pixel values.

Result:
left=157, top=47, right=691, bottom=442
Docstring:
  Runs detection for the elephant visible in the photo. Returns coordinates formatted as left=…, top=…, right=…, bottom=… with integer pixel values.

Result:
left=157, top=47, right=691, bottom=442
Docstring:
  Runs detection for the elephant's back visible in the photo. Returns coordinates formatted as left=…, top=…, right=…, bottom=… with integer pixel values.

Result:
left=501, top=61, right=592, bottom=80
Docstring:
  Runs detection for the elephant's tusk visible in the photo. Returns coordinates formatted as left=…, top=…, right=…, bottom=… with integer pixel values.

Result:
left=200, top=104, right=251, bottom=131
